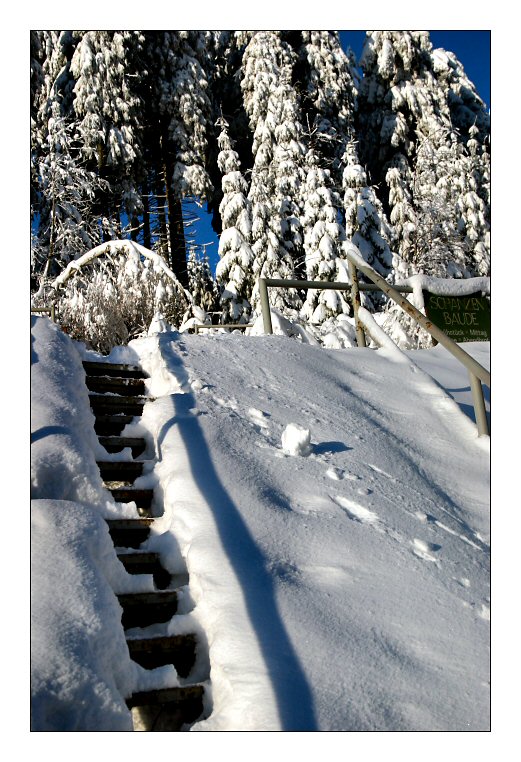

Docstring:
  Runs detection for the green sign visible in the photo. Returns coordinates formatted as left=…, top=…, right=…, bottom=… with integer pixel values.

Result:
left=422, top=291, right=490, bottom=342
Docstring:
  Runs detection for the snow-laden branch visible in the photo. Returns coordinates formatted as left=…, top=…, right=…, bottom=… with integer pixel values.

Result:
left=50, top=239, right=192, bottom=302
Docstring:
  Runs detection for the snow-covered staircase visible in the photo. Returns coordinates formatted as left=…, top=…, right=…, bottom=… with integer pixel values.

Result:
left=83, top=360, right=208, bottom=731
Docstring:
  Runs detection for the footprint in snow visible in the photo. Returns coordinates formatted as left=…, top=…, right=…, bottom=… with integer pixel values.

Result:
left=247, top=407, right=270, bottom=429
left=415, top=512, right=483, bottom=550
left=412, top=538, right=442, bottom=562
left=368, top=463, right=396, bottom=481
left=325, top=467, right=360, bottom=482
left=331, top=494, right=378, bottom=525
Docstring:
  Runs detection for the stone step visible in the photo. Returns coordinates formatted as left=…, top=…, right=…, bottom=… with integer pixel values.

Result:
left=98, top=436, right=146, bottom=457
left=97, top=460, right=144, bottom=483
left=89, top=394, right=146, bottom=416
left=117, top=591, right=179, bottom=630
left=117, top=552, right=172, bottom=589
left=86, top=375, right=146, bottom=396
left=127, top=634, right=197, bottom=677
left=82, top=361, right=147, bottom=379
left=106, top=518, right=153, bottom=548
left=109, top=487, right=154, bottom=516
left=126, top=685, right=204, bottom=731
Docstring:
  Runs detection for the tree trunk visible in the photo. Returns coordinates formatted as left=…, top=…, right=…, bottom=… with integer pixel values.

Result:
left=160, top=125, right=188, bottom=286
left=167, top=194, right=187, bottom=286
left=142, top=179, right=151, bottom=250
left=153, top=172, right=169, bottom=261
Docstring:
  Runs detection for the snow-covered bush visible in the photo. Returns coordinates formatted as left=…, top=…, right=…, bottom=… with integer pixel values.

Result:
left=55, top=242, right=190, bottom=353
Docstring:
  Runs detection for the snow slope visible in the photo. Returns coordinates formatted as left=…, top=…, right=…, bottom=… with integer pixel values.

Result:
left=30, top=315, right=490, bottom=733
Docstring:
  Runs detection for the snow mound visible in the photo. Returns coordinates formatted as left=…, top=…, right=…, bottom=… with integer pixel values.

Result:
left=281, top=423, right=312, bottom=456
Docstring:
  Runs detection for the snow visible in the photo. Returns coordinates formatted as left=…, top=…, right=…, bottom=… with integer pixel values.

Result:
left=49, top=239, right=191, bottom=302
left=398, top=274, right=491, bottom=312
left=30, top=313, right=491, bottom=735
left=31, top=499, right=140, bottom=731
left=281, top=423, right=312, bottom=456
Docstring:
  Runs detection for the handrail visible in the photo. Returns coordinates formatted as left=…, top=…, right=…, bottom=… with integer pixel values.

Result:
left=258, top=257, right=490, bottom=437
left=343, top=250, right=490, bottom=388
left=31, top=304, right=56, bottom=322
left=194, top=323, right=253, bottom=334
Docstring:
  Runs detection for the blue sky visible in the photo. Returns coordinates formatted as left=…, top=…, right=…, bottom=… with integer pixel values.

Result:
left=192, top=30, right=492, bottom=272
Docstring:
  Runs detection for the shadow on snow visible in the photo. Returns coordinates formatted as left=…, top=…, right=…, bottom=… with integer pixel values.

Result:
left=155, top=334, right=318, bottom=731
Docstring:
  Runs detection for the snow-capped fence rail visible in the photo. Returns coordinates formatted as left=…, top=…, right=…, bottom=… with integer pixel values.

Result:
left=258, top=251, right=490, bottom=437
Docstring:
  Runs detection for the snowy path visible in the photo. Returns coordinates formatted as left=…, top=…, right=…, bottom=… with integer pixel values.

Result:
left=130, top=331, right=490, bottom=731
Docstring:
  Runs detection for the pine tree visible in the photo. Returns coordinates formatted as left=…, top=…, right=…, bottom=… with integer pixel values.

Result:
left=342, top=140, right=393, bottom=296
left=71, top=31, right=145, bottom=240
left=456, top=125, right=490, bottom=276
left=299, top=149, right=351, bottom=323
left=411, top=132, right=470, bottom=278
left=187, top=246, right=219, bottom=313
left=203, top=32, right=254, bottom=238
left=141, top=31, right=214, bottom=282
left=241, top=31, right=303, bottom=316
left=34, top=111, right=109, bottom=284
left=357, top=31, right=451, bottom=192
left=297, top=31, right=358, bottom=180
left=215, top=118, right=255, bottom=322
left=431, top=46, right=490, bottom=143
left=357, top=31, right=489, bottom=282
left=31, top=31, right=80, bottom=266
left=71, top=31, right=142, bottom=169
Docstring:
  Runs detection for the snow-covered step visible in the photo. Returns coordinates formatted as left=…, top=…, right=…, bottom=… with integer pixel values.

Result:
left=109, top=487, right=154, bottom=515
left=82, top=360, right=146, bottom=379
left=106, top=518, right=153, bottom=548
left=85, top=375, right=146, bottom=396
left=97, top=459, right=144, bottom=483
left=89, top=394, right=146, bottom=416
left=126, top=685, right=205, bottom=731
left=117, top=591, right=179, bottom=629
left=117, top=551, right=172, bottom=589
left=98, top=435, right=146, bottom=457
left=127, top=634, right=197, bottom=677
left=93, top=414, right=135, bottom=436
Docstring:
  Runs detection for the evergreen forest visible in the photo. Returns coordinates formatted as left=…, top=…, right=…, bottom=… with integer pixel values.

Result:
left=30, top=31, right=490, bottom=352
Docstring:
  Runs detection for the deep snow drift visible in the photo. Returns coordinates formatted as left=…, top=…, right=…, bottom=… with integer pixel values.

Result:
left=30, top=315, right=490, bottom=732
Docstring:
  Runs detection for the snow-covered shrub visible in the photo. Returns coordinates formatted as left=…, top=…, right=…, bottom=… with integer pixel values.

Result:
left=56, top=243, right=189, bottom=353
left=59, top=271, right=129, bottom=354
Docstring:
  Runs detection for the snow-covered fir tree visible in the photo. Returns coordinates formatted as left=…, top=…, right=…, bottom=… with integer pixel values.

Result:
left=33, top=110, right=109, bottom=284
left=203, top=32, right=253, bottom=236
left=411, top=132, right=470, bottom=278
left=385, top=154, right=417, bottom=280
left=431, top=47, right=490, bottom=144
left=357, top=31, right=489, bottom=282
left=71, top=32, right=142, bottom=170
left=342, top=139, right=393, bottom=305
left=71, top=30, right=145, bottom=239
left=141, top=31, right=214, bottom=281
left=215, top=118, right=255, bottom=322
left=357, top=30, right=449, bottom=186
left=456, top=125, right=490, bottom=276
left=299, top=149, right=351, bottom=323
left=187, top=246, right=219, bottom=313
left=31, top=30, right=490, bottom=351
left=297, top=31, right=358, bottom=180
left=167, top=32, right=213, bottom=200
left=241, top=31, right=303, bottom=316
